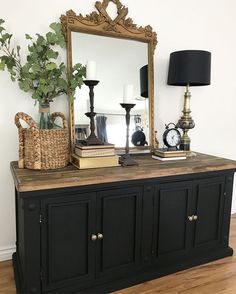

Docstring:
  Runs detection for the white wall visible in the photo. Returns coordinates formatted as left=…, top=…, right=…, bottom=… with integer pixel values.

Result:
left=1, top=0, right=236, bottom=260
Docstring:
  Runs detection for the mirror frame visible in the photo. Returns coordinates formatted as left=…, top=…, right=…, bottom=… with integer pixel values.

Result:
left=61, top=0, right=158, bottom=151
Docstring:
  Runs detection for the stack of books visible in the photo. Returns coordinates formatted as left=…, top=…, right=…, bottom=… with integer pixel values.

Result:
left=152, top=148, right=187, bottom=161
left=71, top=143, right=120, bottom=169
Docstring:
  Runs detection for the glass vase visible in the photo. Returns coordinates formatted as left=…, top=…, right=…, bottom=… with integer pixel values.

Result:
left=38, top=101, right=53, bottom=129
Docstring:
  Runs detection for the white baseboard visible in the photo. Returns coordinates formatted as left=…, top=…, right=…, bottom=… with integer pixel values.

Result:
left=0, top=246, right=16, bottom=261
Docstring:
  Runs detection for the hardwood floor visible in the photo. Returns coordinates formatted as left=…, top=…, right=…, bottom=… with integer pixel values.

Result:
left=1, top=215, right=236, bottom=294
left=0, top=258, right=15, bottom=293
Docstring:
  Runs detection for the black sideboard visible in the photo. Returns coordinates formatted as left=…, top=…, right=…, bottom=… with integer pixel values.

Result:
left=11, top=153, right=236, bottom=293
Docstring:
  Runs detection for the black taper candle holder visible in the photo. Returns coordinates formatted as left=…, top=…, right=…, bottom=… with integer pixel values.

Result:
left=83, top=80, right=104, bottom=146
left=119, top=103, right=138, bottom=166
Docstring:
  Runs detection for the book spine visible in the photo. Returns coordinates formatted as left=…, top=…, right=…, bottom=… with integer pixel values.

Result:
left=75, top=149, right=115, bottom=157
left=152, top=155, right=186, bottom=161
left=71, top=154, right=119, bottom=169
left=154, top=152, right=186, bottom=158
left=75, top=144, right=114, bottom=150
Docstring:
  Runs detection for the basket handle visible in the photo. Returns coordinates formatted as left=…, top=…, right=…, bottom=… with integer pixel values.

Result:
left=14, top=112, right=41, bottom=169
left=15, top=112, right=38, bottom=130
left=51, top=112, right=68, bottom=129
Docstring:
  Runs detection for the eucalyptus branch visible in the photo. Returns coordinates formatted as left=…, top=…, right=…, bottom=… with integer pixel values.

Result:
left=3, top=45, right=22, bottom=72
left=0, top=19, right=86, bottom=105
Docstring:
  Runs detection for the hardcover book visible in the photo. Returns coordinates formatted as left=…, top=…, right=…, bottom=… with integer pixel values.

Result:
left=152, top=155, right=186, bottom=161
left=75, top=143, right=115, bottom=150
left=153, top=148, right=186, bottom=158
left=71, top=154, right=120, bottom=169
left=75, top=147, right=115, bottom=158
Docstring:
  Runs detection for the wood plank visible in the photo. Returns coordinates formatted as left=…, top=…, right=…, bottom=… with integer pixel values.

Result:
left=11, top=153, right=236, bottom=192
left=1, top=214, right=236, bottom=293
left=0, top=260, right=15, bottom=293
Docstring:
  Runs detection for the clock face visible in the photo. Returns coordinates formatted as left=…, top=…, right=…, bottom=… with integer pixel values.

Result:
left=165, top=129, right=181, bottom=147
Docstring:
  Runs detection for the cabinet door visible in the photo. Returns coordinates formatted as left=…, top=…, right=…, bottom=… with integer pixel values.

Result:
left=153, top=181, right=194, bottom=265
left=41, top=193, right=96, bottom=293
left=194, top=177, right=225, bottom=250
left=96, top=187, right=142, bottom=279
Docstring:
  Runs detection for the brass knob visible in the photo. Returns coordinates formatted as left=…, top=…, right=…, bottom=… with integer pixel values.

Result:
left=91, top=234, right=97, bottom=241
left=188, top=215, right=194, bottom=222
left=193, top=215, right=198, bottom=221
left=97, top=233, right=103, bottom=240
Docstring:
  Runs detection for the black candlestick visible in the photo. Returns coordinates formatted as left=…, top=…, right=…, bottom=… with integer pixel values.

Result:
left=83, top=80, right=104, bottom=146
left=119, top=103, right=138, bottom=166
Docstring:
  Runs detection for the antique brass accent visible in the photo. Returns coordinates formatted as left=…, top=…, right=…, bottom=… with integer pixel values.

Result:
left=91, top=234, right=97, bottom=241
left=188, top=215, right=198, bottom=222
left=188, top=215, right=194, bottom=222
left=176, top=84, right=195, bottom=151
left=97, top=233, right=104, bottom=240
left=61, top=0, right=157, bottom=152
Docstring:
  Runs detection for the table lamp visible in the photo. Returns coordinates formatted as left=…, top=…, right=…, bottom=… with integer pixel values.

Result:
left=140, top=65, right=148, bottom=98
left=167, top=50, right=211, bottom=151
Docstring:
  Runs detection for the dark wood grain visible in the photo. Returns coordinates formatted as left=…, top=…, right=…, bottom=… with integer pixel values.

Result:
left=11, top=153, right=236, bottom=192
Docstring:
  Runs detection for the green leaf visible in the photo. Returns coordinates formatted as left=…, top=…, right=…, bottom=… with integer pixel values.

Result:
left=36, top=45, right=43, bottom=52
left=25, top=33, right=33, bottom=40
left=31, top=64, right=41, bottom=73
left=21, top=64, right=30, bottom=75
left=5, top=56, right=16, bottom=69
left=57, top=35, right=66, bottom=48
left=73, top=63, right=82, bottom=70
left=46, top=63, right=56, bottom=70
left=46, top=32, right=57, bottom=44
left=39, top=78, right=46, bottom=85
left=49, top=22, right=62, bottom=34
left=1, top=33, right=12, bottom=43
left=0, top=61, right=5, bottom=70
left=18, top=80, right=31, bottom=92
left=0, top=19, right=4, bottom=25
left=58, top=78, right=67, bottom=88
left=32, top=92, right=41, bottom=100
left=46, top=49, right=58, bottom=59
left=0, top=27, right=5, bottom=33
left=36, top=34, right=46, bottom=45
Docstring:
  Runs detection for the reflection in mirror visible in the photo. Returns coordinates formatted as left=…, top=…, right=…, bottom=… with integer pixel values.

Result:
left=72, top=32, right=149, bottom=148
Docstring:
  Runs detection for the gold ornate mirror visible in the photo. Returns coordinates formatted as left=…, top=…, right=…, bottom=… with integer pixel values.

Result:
left=61, top=0, right=157, bottom=152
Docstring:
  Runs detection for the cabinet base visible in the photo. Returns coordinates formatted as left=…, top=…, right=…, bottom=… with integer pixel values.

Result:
left=13, top=253, right=24, bottom=294
left=85, top=247, right=233, bottom=294
left=13, top=247, right=233, bottom=294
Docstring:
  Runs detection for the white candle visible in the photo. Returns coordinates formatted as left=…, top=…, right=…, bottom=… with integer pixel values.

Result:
left=123, top=84, right=134, bottom=103
left=86, top=61, right=96, bottom=80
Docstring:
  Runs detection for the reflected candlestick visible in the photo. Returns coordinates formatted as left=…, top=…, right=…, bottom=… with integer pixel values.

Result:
left=119, top=103, right=138, bottom=166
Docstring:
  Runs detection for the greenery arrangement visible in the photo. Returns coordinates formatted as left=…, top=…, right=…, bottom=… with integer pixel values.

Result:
left=0, top=19, right=86, bottom=105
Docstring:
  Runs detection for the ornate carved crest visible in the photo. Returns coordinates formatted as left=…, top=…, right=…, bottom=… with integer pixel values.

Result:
left=60, top=0, right=157, bottom=52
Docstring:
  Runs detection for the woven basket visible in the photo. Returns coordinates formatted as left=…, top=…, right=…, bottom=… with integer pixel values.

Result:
left=15, top=112, right=69, bottom=170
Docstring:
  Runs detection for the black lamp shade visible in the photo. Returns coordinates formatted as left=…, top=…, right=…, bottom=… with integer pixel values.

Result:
left=167, top=50, right=211, bottom=86
left=140, top=65, right=148, bottom=97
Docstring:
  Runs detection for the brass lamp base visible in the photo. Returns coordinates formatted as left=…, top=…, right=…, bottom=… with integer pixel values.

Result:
left=176, top=84, right=195, bottom=151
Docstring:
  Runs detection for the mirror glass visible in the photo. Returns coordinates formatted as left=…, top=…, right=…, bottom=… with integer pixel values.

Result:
left=72, top=32, right=149, bottom=148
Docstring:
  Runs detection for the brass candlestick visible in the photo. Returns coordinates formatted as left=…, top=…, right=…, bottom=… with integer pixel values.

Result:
left=176, top=84, right=195, bottom=151
left=83, top=80, right=104, bottom=146
left=119, top=103, right=138, bottom=166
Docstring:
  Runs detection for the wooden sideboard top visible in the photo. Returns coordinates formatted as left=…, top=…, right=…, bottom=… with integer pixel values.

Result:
left=10, top=153, right=236, bottom=192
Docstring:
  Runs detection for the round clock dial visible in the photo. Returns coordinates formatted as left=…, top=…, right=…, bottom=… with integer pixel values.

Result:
left=163, top=123, right=181, bottom=149
left=165, top=129, right=181, bottom=147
